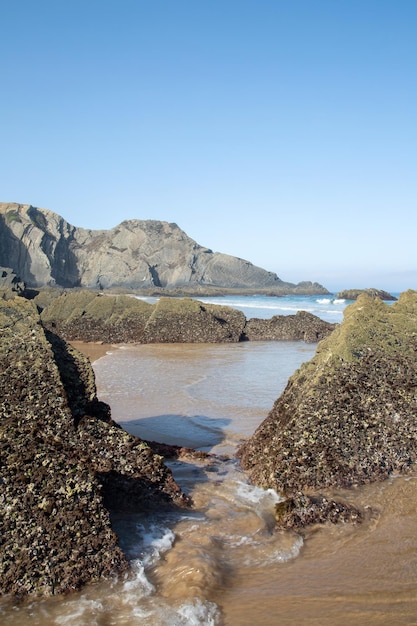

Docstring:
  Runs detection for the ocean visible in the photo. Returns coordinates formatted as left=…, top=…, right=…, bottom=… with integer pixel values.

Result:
left=3, top=292, right=415, bottom=626
left=136, top=292, right=351, bottom=324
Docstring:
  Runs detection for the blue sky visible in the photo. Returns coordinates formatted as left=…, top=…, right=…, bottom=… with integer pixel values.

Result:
left=1, top=1, right=416, bottom=292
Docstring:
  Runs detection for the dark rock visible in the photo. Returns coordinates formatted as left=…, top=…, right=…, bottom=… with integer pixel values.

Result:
left=238, top=290, right=417, bottom=526
left=0, top=202, right=329, bottom=294
left=0, top=298, right=188, bottom=596
left=0, top=266, right=25, bottom=299
left=39, top=290, right=332, bottom=345
left=274, top=493, right=364, bottom=529
left=142, top=297, right=246, bottom=343
left=39, top=292, right=247, bottom=344
left=337, top=288, right=397, bottom=301
left=39, top=290, right=153, bottom=343
left=244, top=310, right=336, bottom=343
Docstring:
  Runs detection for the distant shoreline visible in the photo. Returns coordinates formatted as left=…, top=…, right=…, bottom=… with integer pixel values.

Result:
left=98, top=285, right=331, bottom=298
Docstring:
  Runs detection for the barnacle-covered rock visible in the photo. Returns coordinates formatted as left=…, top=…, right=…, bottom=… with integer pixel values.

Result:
left=238, top=291, right=417, bottom=527
left=39, top=291, right=247, bottom=343
left=244, top=310, right=335, bottom=343
left=0, top=298, right=187, bottom=596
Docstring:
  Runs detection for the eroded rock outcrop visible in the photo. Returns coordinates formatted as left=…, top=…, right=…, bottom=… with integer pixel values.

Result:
left=0, top=298, right=187, bottom=596
left=39, top=292, right=247, bottom=343
left=244, top=311, right=335, bottom=343
left=0, top=266, right=25, bottom=299
left=238, top=291, right=417, bottom=527
left=337, top=288, right=397, bottom=301
left=0, top=203, right=329, bottom=294
left=38, top=290, right=333, bottom=345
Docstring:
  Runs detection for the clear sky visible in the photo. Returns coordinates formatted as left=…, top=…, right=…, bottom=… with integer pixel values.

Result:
left=1, top=1, right=416, bottom=292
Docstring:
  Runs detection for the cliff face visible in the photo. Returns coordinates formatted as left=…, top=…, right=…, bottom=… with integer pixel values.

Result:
left=238, top=291, right=417, bottom=497
left=0, top=298, right=187, bottom=596
left=0, top=203, right=327, bottom=292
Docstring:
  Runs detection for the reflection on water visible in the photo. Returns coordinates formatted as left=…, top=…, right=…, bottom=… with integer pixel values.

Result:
left=3, top=342, right=417, bottom=625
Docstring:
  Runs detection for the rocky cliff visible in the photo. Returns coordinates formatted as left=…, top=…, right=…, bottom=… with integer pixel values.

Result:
left=0, top=203, right=328, bottom=293
left=0, top=297, right=188, bottom=596
left=238, top=291, right=417, bottom=507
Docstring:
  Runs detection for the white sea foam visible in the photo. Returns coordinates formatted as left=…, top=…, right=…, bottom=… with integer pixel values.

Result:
left=122, top=560, right=155, bottom=596
left=136, top=523, right=176, bottom=567
left=119, top=524, right=176, bottom=597
left=132, top=599, right=221, bottom=626
left=234, top=480, right=282, bottom=506
left=54, top=600, right=104, bottom=625
left=176, top=598, right=221, bottom=625
left=241, top=534, right=304, bottom=567
left=131, top=292, right=350, bottom=324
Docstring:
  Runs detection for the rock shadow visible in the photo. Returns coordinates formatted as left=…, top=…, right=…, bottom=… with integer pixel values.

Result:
left=119, top=413, right=230, bottom=452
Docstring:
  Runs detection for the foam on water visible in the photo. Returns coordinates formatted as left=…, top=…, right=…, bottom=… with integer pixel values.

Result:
left=40, top=517, right=222, bottom=626
left=192, top=294, right=349, bottom=323
left=135, top=292, right=349, bottom=323
left=234, top=480, right=282, bottom=506
left=176, top=599, right=220, bottom=625
left=136, top=524, right=176, bottom=566
left=150, top=456, right=304, bottom=601
left=121, top=560, right=155, bottom=596
left=54, top=600, right=104, bottom=625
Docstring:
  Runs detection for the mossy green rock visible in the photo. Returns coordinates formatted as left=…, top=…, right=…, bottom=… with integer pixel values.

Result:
left=244, top=310, right=335, bottom=343
left=39, top=291, right=153, bottom=342
left=142, top=297, right=246, bottom=343
left=337, top=287, right=397, bottom=301
left=40, top=292, right=246, bottom=343
left=0, top=298, right=187, bottom=596
left=238, top=291, right=417, bottom=495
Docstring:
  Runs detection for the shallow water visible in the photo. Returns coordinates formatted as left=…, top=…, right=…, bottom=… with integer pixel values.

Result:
left=3, top=339, right=417, bottom=625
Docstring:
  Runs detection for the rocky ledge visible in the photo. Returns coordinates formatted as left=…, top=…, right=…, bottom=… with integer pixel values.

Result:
left=337, top=287, right=397, bottom=301
left=0, top=298, right=188, bottom=596
left=244, top=310, right=334, bottom=343
left=238, top=290, right=417, bottom=529
left=36, top=289, right=335, bottom=344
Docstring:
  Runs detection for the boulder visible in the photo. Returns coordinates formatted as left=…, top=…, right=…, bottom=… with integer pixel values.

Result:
left=142, top=297, right=246, bottom=343
left=0, top=298, right=187, bottom=596
left=244, top=311, right=336, bottom=343
left=238, top=291, right=417, bottom=526
left=337, top=287, right=397, bottom=301
left=0, top=266, right=25, bottom=299
left=274, top=493, right=364, bottom=529
left=39, top=290, right=153, bottom=343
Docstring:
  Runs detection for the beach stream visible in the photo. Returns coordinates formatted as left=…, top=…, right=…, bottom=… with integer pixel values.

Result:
left=2, top=335, right=417, bottom=625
